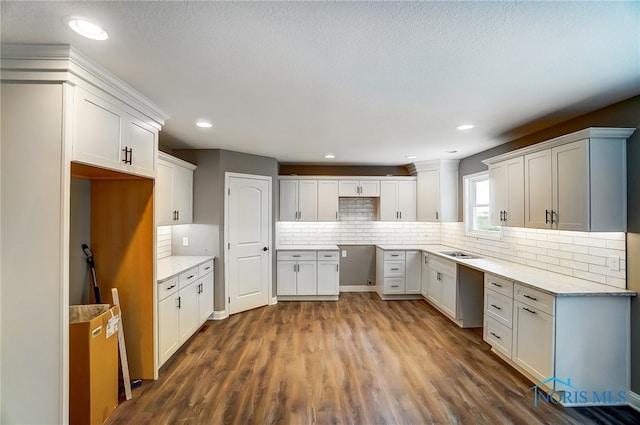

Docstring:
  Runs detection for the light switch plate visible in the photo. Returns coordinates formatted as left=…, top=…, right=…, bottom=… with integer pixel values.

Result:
left=342, top=250, right=347, bottom=258
left=182, top=237, right=189, bottom=247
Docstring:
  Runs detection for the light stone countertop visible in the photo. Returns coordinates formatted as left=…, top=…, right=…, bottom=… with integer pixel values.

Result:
left=157, top=255, right=214, bottom=283
left=376, top=244, right=635, bottom=297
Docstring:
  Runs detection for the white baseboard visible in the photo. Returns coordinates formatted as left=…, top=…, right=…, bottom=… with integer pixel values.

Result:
left=270, top=296, right=278, bottom=305
left=340, top=285, right=377, bottom=292
left=212, top=309, right=228, bottom=320
left=629, top=390, right=640, bottom=412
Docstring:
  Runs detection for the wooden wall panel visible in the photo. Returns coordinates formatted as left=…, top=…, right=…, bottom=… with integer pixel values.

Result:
left=91, top=179, right=155, bottom=379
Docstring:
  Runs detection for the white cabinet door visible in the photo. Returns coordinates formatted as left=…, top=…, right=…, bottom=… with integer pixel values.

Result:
left=197, top=272, right=214, bottom=324
left=419, top=169, right=440, bottom=221
left=512, top=301, right=554, bottom=383
left=427, top=266, right=442, bottom=305
left=505, top=157, right=525, bottom=227
left=552, top=140, right=589, bottom=231
left=124, top=117, right=156, bottom=177
left=421, top=253, right=429, bottom=297
left=338, top=180, right=360, bottom=196
left=489, top=161, right=507, bottom=226
left=397, top=180, right=416, bottom=221
left=73, top=87, right=123, bottom=171
left=156, top=160, right=174, bottom=225
left=173, top=164, right=194, bottom=224
left=317, top=180, right=339, bottom=221
left=317, top=261, right=339, bottom=295
left=440, top=269, right=457, bottom=318
left=524, top=149, right=552, bottom=229
left=359, top=180, right=380, bottom=197
left=158, top=294, right=180, bottom=365
left=277, top=261, right=297, bottom=295
left=297, top=180, right=318, bottom=222
left=279, top=180, right=299, bottom=221
left=405, top=251, right=421, bottom=294
left=379, top=181, right=398, bottom=221
left=178, top=283, right=200, bottom=344
left=296, top=261, right=317, bottom=295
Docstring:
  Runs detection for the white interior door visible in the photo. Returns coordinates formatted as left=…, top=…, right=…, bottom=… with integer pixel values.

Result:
left=227, top=174, right=271, bottom=315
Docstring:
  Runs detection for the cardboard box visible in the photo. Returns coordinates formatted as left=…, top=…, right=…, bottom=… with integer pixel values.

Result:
left=69, top=304, right=120, bottom=425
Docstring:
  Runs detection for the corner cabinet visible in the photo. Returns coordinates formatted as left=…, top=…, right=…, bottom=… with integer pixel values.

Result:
left=156, top=152, right=196, bottom=225
left=484, top=128, right=635, bottom=232
left=483, top=273, right=631, bottom=406
left=410, top=160, right=459, bottom=222
left=73, top=86, right=160, bottom=178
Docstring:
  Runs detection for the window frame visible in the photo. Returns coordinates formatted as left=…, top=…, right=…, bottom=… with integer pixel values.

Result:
left=463, top=171, right=502, bottom=240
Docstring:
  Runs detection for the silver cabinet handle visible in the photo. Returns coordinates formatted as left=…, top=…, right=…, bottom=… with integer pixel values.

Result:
left=490, top=332, right=501, bottom=340
left=390, top=268, right=399, bottom=271
left=491, top=282, right=503, bottom=288
left=490, top=304, right=502, bottom=310
left=336, top=264, right=339, bottom=272
left=167, top=284, right=176, bottom=290
left=391, top=285, right=399, bottom=288
left=523, top=294, right=538, bottom=301
left=177, top=296, right=181, bottom=309
left=523, top=307, right=537, bottom=315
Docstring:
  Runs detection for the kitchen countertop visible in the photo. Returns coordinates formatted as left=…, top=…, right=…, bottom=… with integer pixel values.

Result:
left=376, top=244, right=635, bottom=297
left=277, top=245, right=340, bottom=251
left=157, top=255, right=214, bottom=283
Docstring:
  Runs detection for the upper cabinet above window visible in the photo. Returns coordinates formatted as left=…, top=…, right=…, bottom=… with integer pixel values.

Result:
left=484, top=128, right=635, bottom=232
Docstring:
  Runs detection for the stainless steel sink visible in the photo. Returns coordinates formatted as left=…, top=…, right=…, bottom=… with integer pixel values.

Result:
left=439, top=251, right=481, bottom=259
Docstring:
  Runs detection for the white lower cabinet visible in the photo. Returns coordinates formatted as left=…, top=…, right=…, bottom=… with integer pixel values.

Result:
left=158, top=259, right=215, bottom=367
left=420, top=252, right=429, bottom=297
left=424, top=256, right=459, bottom=319
left=277, top=250, right=339, bottom=298
left=405, top=251, right=421, bottom=294
left=375, top=249, right=422, bottom=298
left=483, top=274, right=630, bottom=405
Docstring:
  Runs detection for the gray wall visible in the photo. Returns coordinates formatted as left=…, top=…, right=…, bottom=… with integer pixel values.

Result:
left=69, top=178, right=91, bottom=305
left=457, top=95, right=640, bottom=394
left=173, top=149, right=279, bottom=311
left=338, top=245, right=376, bottom=286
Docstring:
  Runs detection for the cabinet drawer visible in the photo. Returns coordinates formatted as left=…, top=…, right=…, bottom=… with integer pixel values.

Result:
left=179, top=267, right=199, bottom=288
left=484, top=273, right=514, bottom=297
left=277, top=251, right=317, bottom=261
left=384, top=261, right=405, bottom=277
left=383, top=250, right=406, bottom=260
left=484, top=316, right=513, bottom=358
left=514, top=283, right=555, bottom=315
left=484, top=289, right=513, bottom=328
left=384, top=278, right=405, bottom=294
left=317, top=251, right=339, bottom=261
left=198, top=260, right=214, bottom=276
left=158, top=277, right=179, bottom=301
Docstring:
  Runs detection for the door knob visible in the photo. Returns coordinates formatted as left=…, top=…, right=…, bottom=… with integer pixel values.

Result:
left=262, top=247, right=269, bottom=251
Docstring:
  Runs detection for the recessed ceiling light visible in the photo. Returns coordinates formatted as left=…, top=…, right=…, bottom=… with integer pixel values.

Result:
left=406, top=155, right=417, bottom=160
left=324, top=153, right=335, bottom=159
left=68, top=19, right=108, bottom=41
left=456, top=124, right=475, bottom=131
left=196, top=121, right=213, bottom=128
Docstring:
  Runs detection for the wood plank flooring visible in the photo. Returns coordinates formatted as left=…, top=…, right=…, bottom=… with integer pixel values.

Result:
left=105, top=293, right=640, bottom=425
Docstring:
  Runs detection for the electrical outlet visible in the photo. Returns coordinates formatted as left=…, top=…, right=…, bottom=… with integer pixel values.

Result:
left=608, top=256, right=620, bottom=271
left=342, top=250, right=347, bottom=258
left=182, top=236, right=189, bottom=247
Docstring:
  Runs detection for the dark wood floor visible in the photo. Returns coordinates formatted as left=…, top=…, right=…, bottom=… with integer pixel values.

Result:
left=105, top=293, right=640, bottom=425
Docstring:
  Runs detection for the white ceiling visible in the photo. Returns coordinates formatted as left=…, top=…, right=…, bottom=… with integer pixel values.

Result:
left=2, top=1, right=639, bottom=165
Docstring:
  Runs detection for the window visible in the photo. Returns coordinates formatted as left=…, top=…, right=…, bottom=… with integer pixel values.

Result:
left=464, top=171, right=501, bottom=239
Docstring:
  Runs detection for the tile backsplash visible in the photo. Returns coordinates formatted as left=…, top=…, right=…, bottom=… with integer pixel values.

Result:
left=441, top=222, right=626, bottom=288
left=157, top=226, right=172, bottom=259
left=338, top=198, right=378, bottom=221
left=277, top=220, right=627, bottom=289
left=278, top=221, right=441, bottom=246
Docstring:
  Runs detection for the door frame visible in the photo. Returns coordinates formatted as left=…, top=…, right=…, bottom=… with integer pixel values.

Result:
left=223, top=172, right=273, bottom=316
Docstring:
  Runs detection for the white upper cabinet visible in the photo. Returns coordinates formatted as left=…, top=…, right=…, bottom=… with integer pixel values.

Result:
left=485, top=128, right=634, bottom=232
left=412, top=160, right=459, bottom=222
left=279, top=179, right=317, bottom=221
left=380, top=180, right=416, bottom=221
left=73, top=86, right=158, bottom=178
left=489, top=157, right=524, bottom=227
left=317, top=180, right=339, bottom=221
left=156, top=152, right=196, bottom=226
left=338, top=180, right=380, bottom=197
